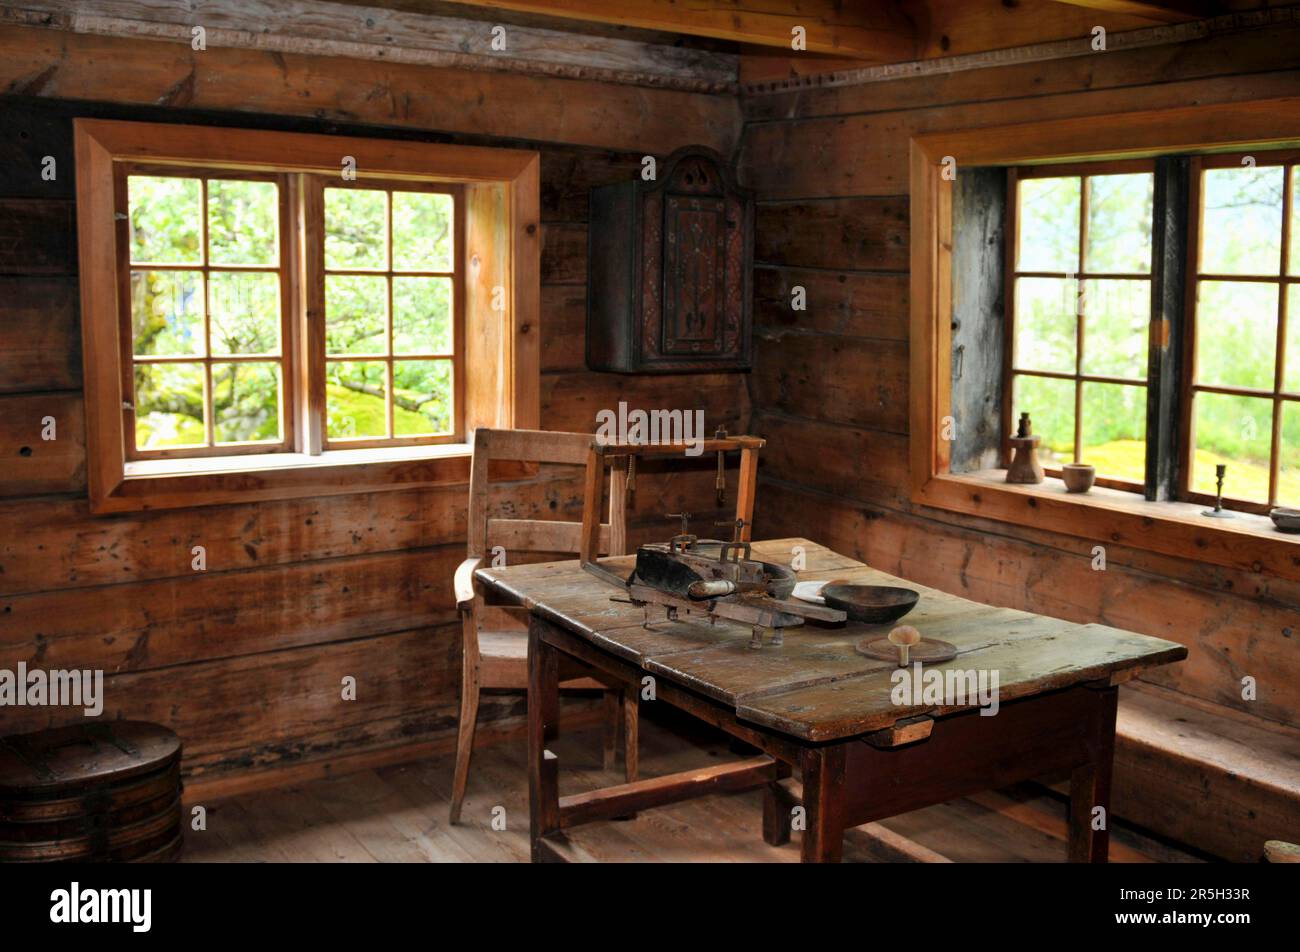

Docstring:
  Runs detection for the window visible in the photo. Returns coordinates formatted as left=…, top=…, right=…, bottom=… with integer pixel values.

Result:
left=125, top=170, right=294, bottom=457
left=318, top=181, right=462, bottom=448
left=77, top=119, right=540, bottom=513
left=121, top=170, right=464, bottom=459
left=1007, top=162, right=1155, bottom=490
left=1000, top=152, right=1300, bottom=513
left=910, top=101, right=1300, bottom=583
left=1185, top=153, right=1300, bottom=512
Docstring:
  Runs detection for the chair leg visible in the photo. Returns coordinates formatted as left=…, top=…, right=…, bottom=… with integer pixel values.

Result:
left=623, top=685, right=639, bottom=783
left=449, top=649, right=481, bottom=825
left=602, top=689, right=621, bottom=772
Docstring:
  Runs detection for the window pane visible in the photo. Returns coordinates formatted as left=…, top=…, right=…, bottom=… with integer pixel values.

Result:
left=324, top=188, right=387, bottom=270
left=393, top=192, right=453, bottom=272
left=128, top=176, right=202, bottom=265
left=1017, top=177, right=1080, bottom=272
left=394, top=360, right=453, bottom=436
left=1287, top=286, right=1300, bottom=394
left=213, top=362, right=281, bottom=444
left=134, top=362, right=206, bottom=449
left=1194, top=280, right=1277, bottom=389
left=326, top=361, right=387, bottom=438
left=1080, top=382, right=1146, bottom=483
left=1190, top=392, right=1273, bottom=502
left=131, top=270, right=205, bottom=357
left=1085, top=173, right=1153, bottom=274
left=1014, top=277, right=1076, bottom=373
left=326, top=275, right=388, bottom=355
left=1013, top=374, right=1074, bottom=466
left=210, top=271, right=280, bottom=355
left=208, top=179, right=278, bottom=266
left=1281, top=401, right=1300, bottom=507
left=392, top=277, right=452, bottom=353
left=1081, top=279, right=1148, bottom=379
left=1200, top=165, right=1283, bottom=275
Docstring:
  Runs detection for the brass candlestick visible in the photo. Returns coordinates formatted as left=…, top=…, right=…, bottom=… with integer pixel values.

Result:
left=1202, top=464, right=1234, bottom=518
left=1006, top=412, right=1044, bottom=484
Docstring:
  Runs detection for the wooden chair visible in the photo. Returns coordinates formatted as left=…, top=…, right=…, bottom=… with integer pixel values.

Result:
left=450, top=427, right=638, bottom=824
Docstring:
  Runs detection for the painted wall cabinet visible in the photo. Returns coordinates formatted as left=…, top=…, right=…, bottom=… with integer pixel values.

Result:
left=586, top=147, right=753, bottom=373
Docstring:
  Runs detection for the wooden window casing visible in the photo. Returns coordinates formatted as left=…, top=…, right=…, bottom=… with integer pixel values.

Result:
left=76, top=118, right=540, bottom=514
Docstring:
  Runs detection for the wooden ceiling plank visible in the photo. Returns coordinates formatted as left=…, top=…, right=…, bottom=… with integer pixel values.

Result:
left=457, top=0, right=919, bottom=61
left=5, top=0, right=738, bottom=92
left=1047, top=0, right=1215, bottom=24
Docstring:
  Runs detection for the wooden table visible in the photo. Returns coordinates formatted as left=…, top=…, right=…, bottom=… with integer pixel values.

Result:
left=475, top=538, right=1188, bottom=863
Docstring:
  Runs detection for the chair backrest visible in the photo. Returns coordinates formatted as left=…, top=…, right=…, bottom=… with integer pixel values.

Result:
left=466, top=427, right=627, bottom=563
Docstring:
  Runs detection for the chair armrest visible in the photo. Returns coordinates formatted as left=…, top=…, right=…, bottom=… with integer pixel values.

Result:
left=454, top=557, right=482, bottom=611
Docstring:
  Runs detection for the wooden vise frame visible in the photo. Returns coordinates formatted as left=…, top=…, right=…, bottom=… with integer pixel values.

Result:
left=578, top=435, right=767, bottom=574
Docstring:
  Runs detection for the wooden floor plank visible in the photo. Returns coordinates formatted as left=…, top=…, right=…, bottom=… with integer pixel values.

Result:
left=183, top=718, right=1194, bottom=863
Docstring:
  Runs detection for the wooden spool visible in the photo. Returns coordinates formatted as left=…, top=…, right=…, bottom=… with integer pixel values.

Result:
left=0, top=721, right=183, bottom=863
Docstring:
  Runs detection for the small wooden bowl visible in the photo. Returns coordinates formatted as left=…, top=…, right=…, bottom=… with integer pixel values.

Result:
left=1270, top=507, right=1300, bottom=533
left=820, top=583, right=919, bottom=624
left=1062, top=462, right=1096, bottom=493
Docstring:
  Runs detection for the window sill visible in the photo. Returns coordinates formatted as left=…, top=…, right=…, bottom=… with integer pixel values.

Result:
left=99, top=444, right=479, bottom=514
left=124, top=443, right=473, bottom=478
left=915, top=470, right=1300, bottom=582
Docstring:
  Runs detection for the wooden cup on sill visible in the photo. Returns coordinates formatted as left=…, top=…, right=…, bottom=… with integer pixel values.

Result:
left=1062, top=463, right=1096, bottom=494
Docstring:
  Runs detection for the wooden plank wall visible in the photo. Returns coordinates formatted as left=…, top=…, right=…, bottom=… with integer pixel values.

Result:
left=0, top=33, right=747, bottom=791
left=740, top=23, right=1300, bottom=731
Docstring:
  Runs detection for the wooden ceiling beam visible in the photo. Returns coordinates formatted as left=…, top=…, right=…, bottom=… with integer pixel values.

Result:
left=456, top=0, right=919, bottom=62
left=1046, top=0, right=1220, bottom=24
left=7, top=0, right=739, bottom=92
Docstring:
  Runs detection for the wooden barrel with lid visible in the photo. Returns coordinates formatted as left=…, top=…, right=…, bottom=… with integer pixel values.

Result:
left=0, top=721, right=183, bottom=862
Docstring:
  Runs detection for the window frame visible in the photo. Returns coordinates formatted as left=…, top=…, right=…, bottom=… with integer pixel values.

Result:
left=1004, top=158, right=1155, bottom=494
left=76, top=118, right=540, bottom=514
left=908, top=99, right=1300, bottom=584
left=117, top=163, right=299, bottom=460
left=310, top=175, right=466, bottom=451
left=1181, top=150, right=1300, bottom=515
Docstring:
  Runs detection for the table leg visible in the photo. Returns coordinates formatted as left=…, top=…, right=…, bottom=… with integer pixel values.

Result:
left=762, top=781, right=795, bottom=846
left=528, top=617, right=561, bottom=863
left=800, top=745, right=846, bottom=863
left=1068, top=686, right=1119, bottom=863
left=602, top=690, right=621, bottom=772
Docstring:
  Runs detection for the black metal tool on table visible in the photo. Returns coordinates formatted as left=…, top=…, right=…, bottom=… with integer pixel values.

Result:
left=601, top=513, right=847, bottom=649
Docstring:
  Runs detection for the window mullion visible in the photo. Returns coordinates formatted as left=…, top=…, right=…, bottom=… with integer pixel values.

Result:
left=1147, top=155, right=1191, bottom=502
left=1075, top=176, right=1088, bottom=464
left=297, top=173, right=326, bottom=456
left=201, top=177, right=216, bottom=449
left=1269, top=164, right=1292, bottom=506
left=386, top=189, right=395, bottom=441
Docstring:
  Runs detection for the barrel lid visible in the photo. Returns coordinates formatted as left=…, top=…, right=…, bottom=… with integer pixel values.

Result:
left=0, top=722, right=181, bottom=797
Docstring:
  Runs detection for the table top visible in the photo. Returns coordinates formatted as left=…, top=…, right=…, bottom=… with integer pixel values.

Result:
left=475, top=538, right=1188, bottom=742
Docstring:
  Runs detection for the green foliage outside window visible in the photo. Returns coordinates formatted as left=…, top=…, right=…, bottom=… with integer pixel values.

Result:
left=127, top=175, right=457, bottom=452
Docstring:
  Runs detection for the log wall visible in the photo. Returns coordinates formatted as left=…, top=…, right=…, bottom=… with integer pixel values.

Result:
left=0, top=29, right=747, bottom=791
left=740, top=23, right=1300, bottom=731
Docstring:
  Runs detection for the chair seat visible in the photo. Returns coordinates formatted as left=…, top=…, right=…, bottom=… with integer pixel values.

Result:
left=476, top=629, right=605, bottom=691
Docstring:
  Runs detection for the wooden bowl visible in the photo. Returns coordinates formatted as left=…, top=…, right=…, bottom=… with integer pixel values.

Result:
left=820, top=583, right=919, bottom=624
left=1270, top=507, right=1300, bottom=533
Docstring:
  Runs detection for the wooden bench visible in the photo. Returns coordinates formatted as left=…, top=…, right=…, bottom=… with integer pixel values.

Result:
left=1109, top=683, right=1300, bottom=863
